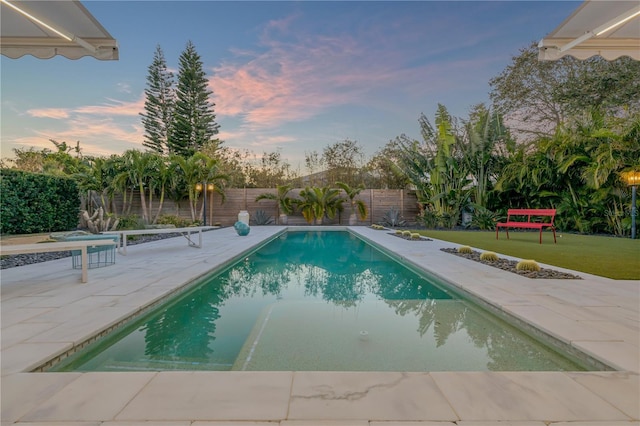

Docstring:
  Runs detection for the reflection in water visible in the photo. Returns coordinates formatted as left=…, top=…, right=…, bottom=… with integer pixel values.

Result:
left=51, top=231, right=587, bottom=372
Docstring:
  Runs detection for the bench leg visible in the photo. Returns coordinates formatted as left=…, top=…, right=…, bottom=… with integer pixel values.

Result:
left=81, top=247, right=88, bottom=283
left=552, top=227, right=557, bottom=243
left=539, top=229, right=543, bottom=244
left=183, top=231, right=202, bottom=248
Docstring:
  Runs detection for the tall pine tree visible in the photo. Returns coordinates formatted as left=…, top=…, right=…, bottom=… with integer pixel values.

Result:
left=170, top=40, right=220, bottom=157
left=140, top=45, right=174, bottom=154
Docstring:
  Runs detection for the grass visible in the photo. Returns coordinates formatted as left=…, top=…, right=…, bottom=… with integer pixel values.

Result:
left=416, top=229, right=640, bottom=280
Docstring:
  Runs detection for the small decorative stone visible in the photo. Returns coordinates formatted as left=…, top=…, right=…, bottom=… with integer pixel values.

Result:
left=234, top=221, right=250, bottom=236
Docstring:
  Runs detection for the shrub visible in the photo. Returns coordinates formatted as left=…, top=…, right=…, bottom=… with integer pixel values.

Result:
left=480, top=251, right=499, bottom=261
left=420, top=210, right=439, bottom=229
left=395, top=229, right=403, bottom=235
left=516, top=259, right=541, bottom=271
left=253, top=209, right=274, bottom=225
left=440, top=211, right=458, bottom=229
left=470, top=207, right=499, bottom=230
left=0, top=169, right=80, bottom=234
left=457, top=245, right=473, bottom=254
left=402, top=230, right=412, bottom=237
left=410, top=233, right=421, bottom=240
left=155, top=215, right=189, bottom=228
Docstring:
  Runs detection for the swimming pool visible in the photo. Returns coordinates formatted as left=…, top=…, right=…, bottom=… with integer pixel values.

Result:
left=50, top=230, right=590, bottom=372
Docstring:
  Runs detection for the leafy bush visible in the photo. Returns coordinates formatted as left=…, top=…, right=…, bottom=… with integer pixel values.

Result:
left=253, top=209, right=274, bottom=225
left=156, top=215, right=190, bottom=228
left=420, top=210, right=439, bottom=229
left=0, top=169, right=80, bottom=234
left=116, top=214, right=145, bottom=230
left=381, top=207, right=406, bottom=227
left=439, top=211, right=458, bottom=229
left=469, top=207, right=499, bottom=230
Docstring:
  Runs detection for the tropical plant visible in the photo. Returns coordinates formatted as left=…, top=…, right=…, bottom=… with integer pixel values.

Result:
left=255, top=183, right=296, bottom=224
left=419, top=208, right=439, bottom=229
left=396, top=106, right=472, bottom=226
left=460, top=104, right=511, bottom=208
left=252, top=209, right=274, bottom=225
left=296, top=186, right=344, bottom=225
left=120, top=150, right=154, bottom=224
left=469, top=207, right=499, bottom=230
left=171, top=152, right=228, bottom=222
left=381, top=207, right=406, bottom=227
left=335, top=181, right=368, bottom=225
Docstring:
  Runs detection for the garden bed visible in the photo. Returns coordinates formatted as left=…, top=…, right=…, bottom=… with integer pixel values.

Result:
left=440, top=248, right=582, bottom=279
left=388, top=232, right=432, bottom=241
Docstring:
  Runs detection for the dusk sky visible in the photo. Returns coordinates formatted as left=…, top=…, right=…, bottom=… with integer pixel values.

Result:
left=1, top=1, right=580, bottom=170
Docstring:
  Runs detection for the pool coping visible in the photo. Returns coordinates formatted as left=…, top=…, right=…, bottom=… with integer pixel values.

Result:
left=2, top=225, right=638, bottom=424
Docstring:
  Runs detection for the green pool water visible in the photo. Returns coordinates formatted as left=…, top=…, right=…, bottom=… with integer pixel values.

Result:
left=50, top=231, right=589, bottom=372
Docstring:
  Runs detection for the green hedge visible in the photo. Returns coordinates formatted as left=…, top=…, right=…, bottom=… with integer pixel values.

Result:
left=0, top=169, right=81, bottom=235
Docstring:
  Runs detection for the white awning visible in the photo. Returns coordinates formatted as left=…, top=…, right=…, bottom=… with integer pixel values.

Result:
left=538, top=0, right=640, bottom=61
left=1, top=0, right=118, bottom=60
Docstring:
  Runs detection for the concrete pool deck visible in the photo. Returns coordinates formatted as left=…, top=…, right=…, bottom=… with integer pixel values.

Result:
left=1, top=226, right=638, bottom=425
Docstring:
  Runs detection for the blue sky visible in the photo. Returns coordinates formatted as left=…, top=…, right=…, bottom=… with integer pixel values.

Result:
left=1, top=1, right=580, bottom=169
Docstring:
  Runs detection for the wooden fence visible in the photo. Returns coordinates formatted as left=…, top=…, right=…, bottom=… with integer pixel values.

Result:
left=107, top=188, right=420, bottom=227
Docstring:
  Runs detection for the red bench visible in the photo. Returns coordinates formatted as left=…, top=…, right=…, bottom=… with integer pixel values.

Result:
left=496, top=208, right=557, bottom=244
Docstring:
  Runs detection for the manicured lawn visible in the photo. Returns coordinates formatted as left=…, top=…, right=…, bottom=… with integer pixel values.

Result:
left=416, top=229, right=640, bottom=280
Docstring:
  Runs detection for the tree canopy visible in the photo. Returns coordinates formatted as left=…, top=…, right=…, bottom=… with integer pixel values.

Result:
left=169, top=41, right=220, bottom=157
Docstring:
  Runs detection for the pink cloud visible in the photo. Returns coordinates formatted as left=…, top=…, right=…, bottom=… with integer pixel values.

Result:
left=11, top=97, right=146, bottom=158
left=27, top=108, right=70, bottom=119
left=209, top=13, right=449, bottom=138
left=75, top=96, right=145, bottom=116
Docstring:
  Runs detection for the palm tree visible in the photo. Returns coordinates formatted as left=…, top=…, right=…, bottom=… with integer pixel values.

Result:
left=255, top=183, right=295, bottom=224
left=171, top=153, right=228, bottom=223
left=336, top=182, right=368, bottom=225
left=297, top=186, right=344, bottom=225
left=120, top=150, right=154, bottom=223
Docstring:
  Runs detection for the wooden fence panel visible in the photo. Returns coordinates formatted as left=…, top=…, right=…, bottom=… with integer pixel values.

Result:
left=104, top=188, right=419, bottom=227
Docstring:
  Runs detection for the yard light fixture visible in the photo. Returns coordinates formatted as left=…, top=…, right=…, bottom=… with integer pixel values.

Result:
left=195, top=182, right=214, bottom=226
left=622, top=171, right=640, bottom=239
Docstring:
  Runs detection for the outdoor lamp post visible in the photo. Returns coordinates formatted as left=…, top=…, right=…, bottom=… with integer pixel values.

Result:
left=623, top=171, right=640, bottom=239
left=195, top=182, right=214, bottom=226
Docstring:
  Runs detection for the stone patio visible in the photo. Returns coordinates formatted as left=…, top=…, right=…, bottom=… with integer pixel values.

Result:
left=1, top=226, right=638, bottom=425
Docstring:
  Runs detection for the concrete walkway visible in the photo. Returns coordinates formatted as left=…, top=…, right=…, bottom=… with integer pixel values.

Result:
left=1, top=226, right=638, bottom=425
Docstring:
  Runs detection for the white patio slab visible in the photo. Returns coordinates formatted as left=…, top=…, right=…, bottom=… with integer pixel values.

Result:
left=1, top=225, right=638, bottom=424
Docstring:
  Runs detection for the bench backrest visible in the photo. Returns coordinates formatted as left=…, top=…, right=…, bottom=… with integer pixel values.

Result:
left=507, top=209, right=556, bottom=223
